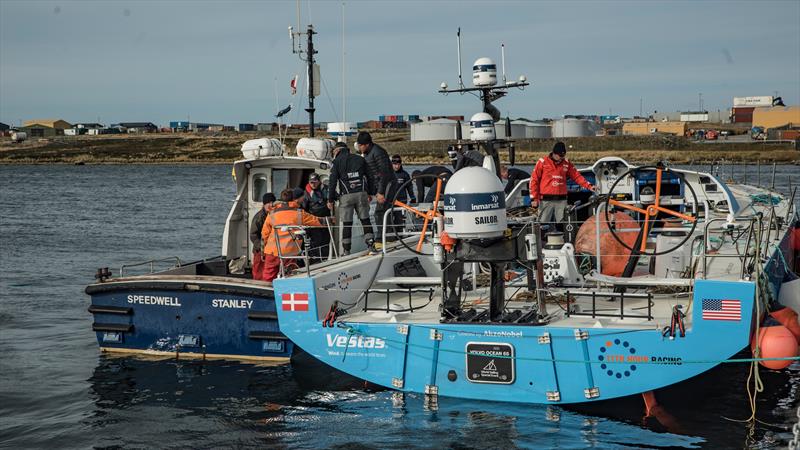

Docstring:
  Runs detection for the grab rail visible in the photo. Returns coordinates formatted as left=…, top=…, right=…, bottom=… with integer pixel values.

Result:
left=120, top=256, right=182, bottom=277
left=700, top=216, right=759, bottom=280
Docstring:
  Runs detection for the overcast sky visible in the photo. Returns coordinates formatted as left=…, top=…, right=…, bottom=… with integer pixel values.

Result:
left=1, top=0, right=798, bottom=127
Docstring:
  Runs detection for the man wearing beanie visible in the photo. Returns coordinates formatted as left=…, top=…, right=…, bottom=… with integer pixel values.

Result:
left=249, top=192, right=276, bottom=279
left=356, top=131, right=398, bottom=245
left=529, top=141, right=596, bottom=228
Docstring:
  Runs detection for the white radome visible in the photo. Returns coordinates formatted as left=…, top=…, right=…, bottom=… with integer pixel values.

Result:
left=472, top=57, right=497, bottom=87
left=443, top=167, right=507, bottom=239
left=469, top=112, right=496, bottom=141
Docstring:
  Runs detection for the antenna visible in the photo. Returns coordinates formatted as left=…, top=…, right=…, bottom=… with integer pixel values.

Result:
left=501, top=43, right=507, bottom=85
left=342, top=1, right=346, bottom=126
left=457, top=27, right=464, bottom=89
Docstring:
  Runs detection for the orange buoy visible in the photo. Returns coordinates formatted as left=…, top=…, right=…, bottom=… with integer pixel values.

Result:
left=575, top=212, right=639, bottom=277
left=751, top=324, right=799, bottom=370
left=769, top=308, right=800, bottom=346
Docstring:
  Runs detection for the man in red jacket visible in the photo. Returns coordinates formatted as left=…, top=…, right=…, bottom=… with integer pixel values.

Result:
left=529, top=142, right=596, bottom=227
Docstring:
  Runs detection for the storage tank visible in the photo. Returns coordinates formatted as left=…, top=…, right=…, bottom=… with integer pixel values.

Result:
left=494, top=120, right=528, bottom=139
left=411, top=118, right=459, bottom=141
left=527, top=121, right=552, bottom=138
left=552, top=118, right=599, bottom=137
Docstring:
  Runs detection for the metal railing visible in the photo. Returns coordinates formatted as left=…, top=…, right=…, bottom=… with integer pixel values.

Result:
left=700, top=216, right=760, bottom=280
left=120, top=256, right=182, bottom=277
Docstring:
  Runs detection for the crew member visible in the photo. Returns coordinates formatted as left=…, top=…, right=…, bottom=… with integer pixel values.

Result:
left=302, top=173, right=331, bottom=262
left=327, top=141, right=376, bottom=255
left=356, top=131, right=397, bottom=245
left=261, top=189, right=324, bottom=282
left=501, top=165, right=530, bottom=195
left=411, top=165, right=453, bottom=203
left=390, top=154, right=415, bottom=234
left=529, top=142, right=596, bottom=227
left=249, top=192, right=276, bottom=280
left=449, top=144, right=485, bottom=171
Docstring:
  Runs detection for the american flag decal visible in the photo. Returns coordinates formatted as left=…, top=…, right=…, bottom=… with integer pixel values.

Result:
left=281, top=292, right=309, bottom=312
left=701, top=299, right=741, bottom=321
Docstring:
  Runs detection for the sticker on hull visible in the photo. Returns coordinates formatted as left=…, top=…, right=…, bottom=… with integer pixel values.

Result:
left=466, top=342, right=515, bottom=384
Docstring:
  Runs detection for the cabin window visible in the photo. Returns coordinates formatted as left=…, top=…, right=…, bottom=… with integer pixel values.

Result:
left=271, top=169, right=290, bottom=195
left=252, top=174, right=269, bottom=202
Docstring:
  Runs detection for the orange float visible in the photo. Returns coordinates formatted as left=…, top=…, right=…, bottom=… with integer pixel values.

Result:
left=575, top=212, right=640, bottom=277
left=751, top=324, right=799, bottom=370
left=769, top=308, right=800, bottom=346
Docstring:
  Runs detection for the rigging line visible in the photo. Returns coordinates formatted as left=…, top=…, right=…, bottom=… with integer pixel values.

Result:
left=320, top=74, right=341, bottom=123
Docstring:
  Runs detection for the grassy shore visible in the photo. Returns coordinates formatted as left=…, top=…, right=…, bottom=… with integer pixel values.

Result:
left=1, top=131, right=797, bottom=165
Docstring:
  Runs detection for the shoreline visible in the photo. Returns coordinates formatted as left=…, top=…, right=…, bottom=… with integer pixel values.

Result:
left=1, top=132, right=797, bottom=165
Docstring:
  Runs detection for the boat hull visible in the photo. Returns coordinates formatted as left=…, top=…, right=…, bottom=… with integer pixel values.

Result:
left=87, top=276, right=292, bottom=362
left=275, top=277, right=756, bottom=404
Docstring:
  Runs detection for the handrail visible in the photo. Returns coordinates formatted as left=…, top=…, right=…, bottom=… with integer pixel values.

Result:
left=120, top=256, right=182, bottom=277
left=700, top=216, right=758, bottom=280
left=274, top=225, right=312, bottom=278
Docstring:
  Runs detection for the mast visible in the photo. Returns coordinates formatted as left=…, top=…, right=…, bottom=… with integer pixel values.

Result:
left=305, top=25, right=317, bottom=137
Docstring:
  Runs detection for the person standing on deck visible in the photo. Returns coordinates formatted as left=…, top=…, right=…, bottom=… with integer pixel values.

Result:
left=411, top=165, right=452, bottom=203
left=261, top=189, right=324, bottom=282
left=390, top=154, right=416, bottom=234
left=302, top=173, right=331, bottom=262
left=250, top=192, right=276, bottom=280
left=357, top=131, right=397, bottom=245
left=529, top=142, right=596, bottom=228
left=327, top=141, right=376, bottom=255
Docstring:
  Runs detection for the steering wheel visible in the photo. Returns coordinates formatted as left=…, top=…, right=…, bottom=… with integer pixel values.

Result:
left=389, top=173, right=445, bottom=255
left=602, top=165, right=699, bottom=256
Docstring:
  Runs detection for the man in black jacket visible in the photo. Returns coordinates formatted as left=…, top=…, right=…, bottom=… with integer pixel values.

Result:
left=327, top=142, right=375, bottom=255
left=390, top=154, right=415, bottom=237
left=302, top=173, right=331, bottom=261
left=356, top=131, right=397, bottom=245
left=412, top=165, right=452, bottom=203
left=449, top=144, right=485, bottom=171
left=249, top=192, right=275, bottom=279
left=501, top=165, right=530, bottom=195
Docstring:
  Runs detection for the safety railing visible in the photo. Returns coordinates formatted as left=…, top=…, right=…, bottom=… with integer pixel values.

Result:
left=563, top=290, right=653, bottom=321
left=120, top=256, right=182, bottom=277
left=362, top=286, right=436, bottom=313
left=700, top=216, right=759, bottom=280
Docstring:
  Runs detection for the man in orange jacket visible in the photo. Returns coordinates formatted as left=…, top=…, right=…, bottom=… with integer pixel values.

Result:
left=529, top=142, right=596, bottom=227
left=261, top=189, right=326, bottom=282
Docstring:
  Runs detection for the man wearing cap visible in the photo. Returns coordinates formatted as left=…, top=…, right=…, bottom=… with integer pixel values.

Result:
left=250, top=192, right=276, bottom=280
left=328, top=141, right=376, bottom=255
left=356, top=131, right=397, bottom=245
left=529, top=141, right=596, bottom=227
left=302, top=173, right=331, bottom=262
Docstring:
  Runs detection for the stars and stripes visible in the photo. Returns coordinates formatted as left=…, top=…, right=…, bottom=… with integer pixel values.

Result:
left=281, top=292, right=309, bottom=312
left=701, top=299, right=741, bottom=321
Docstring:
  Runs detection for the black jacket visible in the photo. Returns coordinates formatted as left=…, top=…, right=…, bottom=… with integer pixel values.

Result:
left=302, top=185, right=330, bottom=217
left=249, top=207, right=268, bottom=248
left=393, top=167, right=416, bottom=203
left=362, top=143, right=397, bottom=196
left=415, top=166, right=453, bottom=203
left=453, top=149, right=485, bottom=171
left=504, top=167, right=530, bottom=194
left=328, top=148, right=373, bottom=201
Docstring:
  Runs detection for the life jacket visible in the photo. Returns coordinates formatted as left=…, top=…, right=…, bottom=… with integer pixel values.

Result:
left=263, top=204, right=310, bottom=257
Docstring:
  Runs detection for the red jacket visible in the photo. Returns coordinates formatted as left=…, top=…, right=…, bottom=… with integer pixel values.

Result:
left=529, top=156, right=592, bottom=200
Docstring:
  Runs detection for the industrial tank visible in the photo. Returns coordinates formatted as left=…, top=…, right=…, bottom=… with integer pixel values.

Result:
left=411, top=118, right=459, bottom=141
left=552, top=118, right=599, bottom=138
left=527, top=121, right=552, bottom=138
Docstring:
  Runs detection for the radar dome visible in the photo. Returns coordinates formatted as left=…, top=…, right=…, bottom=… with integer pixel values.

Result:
left=469, top=112, right=496, bottom=141
left=472, top=57, right=497, bottom=87
left=442, top=167, right=507, bottom=239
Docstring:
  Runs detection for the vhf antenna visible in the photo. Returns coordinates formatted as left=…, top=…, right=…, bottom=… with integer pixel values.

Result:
left=289, top=19, right=317, bottom=137
left=457, top=27, right=464, bottom=89
left=501, top=43, right=507, bottom=85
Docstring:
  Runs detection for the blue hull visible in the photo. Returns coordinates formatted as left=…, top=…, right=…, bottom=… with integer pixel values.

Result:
left=87, top=277, right=292, bottom=361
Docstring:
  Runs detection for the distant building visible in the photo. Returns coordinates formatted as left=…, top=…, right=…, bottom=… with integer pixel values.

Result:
left=752, top=106, right=800, bottom=130
left=21, top=119, right=72, bottom=137
left=114, top=122, right=158, bottom=133
left=652, top=112, right=682, bottom=122
left=600, top=115, right=620, bottom=124
left=680, top=111, right=709, bottom=122
left=238, top=123, right=255, bottom=132
left=256, top=123, right=278, bottom=132
left=0, top=122, right=9, bottom=132
left=623, top=121, right=687, bottom=136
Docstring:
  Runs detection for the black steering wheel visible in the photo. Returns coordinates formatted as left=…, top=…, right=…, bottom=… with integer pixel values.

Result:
left=602, top=165, right=699, bottom=256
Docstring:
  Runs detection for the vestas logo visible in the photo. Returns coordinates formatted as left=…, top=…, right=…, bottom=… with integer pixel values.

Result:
left=326, top=334, right=386, bottom=349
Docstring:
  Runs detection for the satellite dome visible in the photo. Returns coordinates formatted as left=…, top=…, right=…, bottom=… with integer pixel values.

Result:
left=472, top=57, right=497, bottom=87
left=469, top=112, right=496, bottom=141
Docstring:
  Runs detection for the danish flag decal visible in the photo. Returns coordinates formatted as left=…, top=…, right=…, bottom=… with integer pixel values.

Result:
left=282, top=292, right=309, bottom=312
